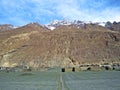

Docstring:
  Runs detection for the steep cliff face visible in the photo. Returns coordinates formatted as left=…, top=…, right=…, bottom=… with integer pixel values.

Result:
left=0, top=24, right=120, bottom=68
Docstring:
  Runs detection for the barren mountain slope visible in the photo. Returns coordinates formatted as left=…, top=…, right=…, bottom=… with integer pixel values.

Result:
left=0, top=24, right=120, bottom=68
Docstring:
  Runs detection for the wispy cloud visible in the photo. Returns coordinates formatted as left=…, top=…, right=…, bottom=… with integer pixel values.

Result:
left=0, top=0, right=120, bottom=26
left=55, top=0, right=120, bottom=22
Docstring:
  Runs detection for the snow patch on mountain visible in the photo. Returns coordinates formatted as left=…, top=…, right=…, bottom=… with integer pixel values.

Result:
left=97, top=22, right=106, bottom=26
left=44, top=20, right=108, bottom=30
left=44, top=20, right=86, bottom=30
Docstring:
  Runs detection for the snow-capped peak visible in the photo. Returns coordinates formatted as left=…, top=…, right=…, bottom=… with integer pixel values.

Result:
left=44, top=20, right=107, bottom=30
left=44, top=20, right=84, bottom=30
left=44, top=20, right=69, bottom=30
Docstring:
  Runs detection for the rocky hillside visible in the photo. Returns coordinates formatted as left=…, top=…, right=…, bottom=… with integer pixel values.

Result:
left=0, top=23, right=120, bottom=69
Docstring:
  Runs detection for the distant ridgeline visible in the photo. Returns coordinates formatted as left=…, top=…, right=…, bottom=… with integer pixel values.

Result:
left=0, top=20, right=120, bottom=31
left=105, top=21, right=120, bottom=32
left=0, top=24, right=14, bottom=31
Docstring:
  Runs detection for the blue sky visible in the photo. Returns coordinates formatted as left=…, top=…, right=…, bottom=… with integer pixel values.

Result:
left=0, top=0, right=120, bottom=26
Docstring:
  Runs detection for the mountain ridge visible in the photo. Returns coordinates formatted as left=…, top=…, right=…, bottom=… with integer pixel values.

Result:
left=0, top=21, right=120, bottom=69
left=0, top=20, right=120, bottom=31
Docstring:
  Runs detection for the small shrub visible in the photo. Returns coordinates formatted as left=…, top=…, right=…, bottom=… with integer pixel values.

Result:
left=87, top=67, right=91, bottom=71
left=61, top=68, right=65, bottom=72
left=72, top=67, right=75, bottom=72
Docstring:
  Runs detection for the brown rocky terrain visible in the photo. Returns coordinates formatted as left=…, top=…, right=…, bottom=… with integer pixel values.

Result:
left=0, top=23, right=120, bottom=69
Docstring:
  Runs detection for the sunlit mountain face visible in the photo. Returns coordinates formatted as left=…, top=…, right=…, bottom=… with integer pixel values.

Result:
left=0, top=20, right=120, bottom=69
